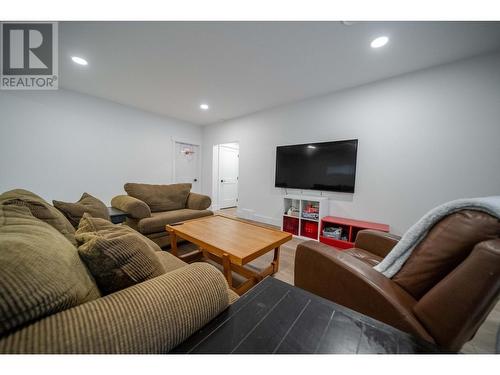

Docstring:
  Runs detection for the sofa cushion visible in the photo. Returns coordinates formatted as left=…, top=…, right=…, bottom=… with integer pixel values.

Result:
left=111, top=195, right=151, bottom=219
left=0, top=205, right=100, bottom=337
left=156, top=251, right=187, bottom=273
left=53, top=192, right=110, bottom=228
left=124, top=183, right=192, bottom=212
left=145, top=232, right=173, bottom=249
left=76, top=214, right=166, bottom=295
left=0, top=189, right=76, bottom=245
left=137, top=209, right=213, bottom=235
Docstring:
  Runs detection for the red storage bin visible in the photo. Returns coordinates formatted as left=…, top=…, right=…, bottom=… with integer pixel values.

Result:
left=283, top=216, right=299, bottom=235
left=300, top=219, right=318, bottom=239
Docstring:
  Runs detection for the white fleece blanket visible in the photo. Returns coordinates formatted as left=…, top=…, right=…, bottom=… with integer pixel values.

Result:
left=374, top=196, right=500, bottom=278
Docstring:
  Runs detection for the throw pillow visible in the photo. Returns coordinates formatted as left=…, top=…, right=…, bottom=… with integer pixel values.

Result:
left=53, top=192, right=110, bottom=228
left=76, top=214, right=166, bottom=295
left=0, top=189, right=76, bottom=245
left=76, top=213, right=162, bottom=251
left=0, top=205, right=100, bottom=337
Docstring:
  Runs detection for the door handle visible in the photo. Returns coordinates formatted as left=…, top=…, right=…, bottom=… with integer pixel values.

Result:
left=194, top=178, right=198, bottom=182
left=221, top=179, right=224, bottom=183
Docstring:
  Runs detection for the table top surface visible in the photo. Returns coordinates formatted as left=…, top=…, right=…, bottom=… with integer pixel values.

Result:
left=166, top=215, right=292, bottom=265
left=171, top=277, right=442, bottom=354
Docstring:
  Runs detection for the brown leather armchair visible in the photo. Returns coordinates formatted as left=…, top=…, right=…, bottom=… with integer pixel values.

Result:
left=294, top=210, right=500, bottom=351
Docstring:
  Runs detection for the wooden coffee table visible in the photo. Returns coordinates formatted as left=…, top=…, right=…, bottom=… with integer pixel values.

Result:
left=166, top=215, right=292, bottom=295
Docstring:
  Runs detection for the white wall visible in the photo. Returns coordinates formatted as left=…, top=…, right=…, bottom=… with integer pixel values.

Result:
left=0, top=89, right=202, bottom=205
left=202, top=52, right=500, bottom=234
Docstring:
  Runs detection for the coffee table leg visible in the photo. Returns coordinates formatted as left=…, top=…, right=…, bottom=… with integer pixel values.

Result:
left=222, top=253, right=233, bottom=288
left=272, top=247, right=280, bottom=273
left=170, top=231, right=178, bottom=257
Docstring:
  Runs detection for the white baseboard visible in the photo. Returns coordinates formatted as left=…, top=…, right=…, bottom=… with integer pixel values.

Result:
left=253, top=214, right=281, bottom=227
left=236, top=208, right=254, bottom=220
left=236, top=207, right=281, bottom=227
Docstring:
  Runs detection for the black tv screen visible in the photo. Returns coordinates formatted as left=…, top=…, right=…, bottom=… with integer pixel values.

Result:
left=275, top=139, right=358, bottom=193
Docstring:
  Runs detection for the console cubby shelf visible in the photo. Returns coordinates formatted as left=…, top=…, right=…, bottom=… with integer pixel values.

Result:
left=320, top=216, right=390, bottom=250
left=281, top=195, right=328, bottom=241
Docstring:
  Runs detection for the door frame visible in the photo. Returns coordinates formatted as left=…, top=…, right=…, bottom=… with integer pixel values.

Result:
left=212, top=141, right=239, bottom=211
left=172, top=137, right=202, bottom=192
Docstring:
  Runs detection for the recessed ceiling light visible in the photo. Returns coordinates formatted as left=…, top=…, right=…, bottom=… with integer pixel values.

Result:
left=200, top=103, right=209, bottom=110
left=370, top=36, right=389, bottom=49
left=71, top=56, right=88, bottom=65
left=307, top=145, right=316, bottom=149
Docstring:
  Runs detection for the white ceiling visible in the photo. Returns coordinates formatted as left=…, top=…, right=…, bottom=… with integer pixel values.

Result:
left=59, top=21, right=500, bottom=125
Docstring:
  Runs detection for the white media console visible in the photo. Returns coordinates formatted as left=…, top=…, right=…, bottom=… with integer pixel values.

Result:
left=281, top=194, right=328, bottom=241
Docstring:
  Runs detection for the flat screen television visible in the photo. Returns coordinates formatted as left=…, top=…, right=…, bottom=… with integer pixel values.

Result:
left=275, top=139, right=358, bottom=193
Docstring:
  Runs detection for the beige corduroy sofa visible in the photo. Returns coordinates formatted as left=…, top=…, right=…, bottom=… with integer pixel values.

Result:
left=0, top=189, right=237, bottom=354
left=112, top=183, right=213, bottom=248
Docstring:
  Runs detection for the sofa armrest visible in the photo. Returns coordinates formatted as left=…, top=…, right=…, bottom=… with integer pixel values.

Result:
left=0, top=263, right=230, bottom=353
left=186, top=193, right=211, bottom=210
left=413, top=239, right=500, bottom=351
left=354, top=229, right=400, bottom=258
left=111, top=195, right=151, bottom=219
left=294, top=241, right=433, bottom=342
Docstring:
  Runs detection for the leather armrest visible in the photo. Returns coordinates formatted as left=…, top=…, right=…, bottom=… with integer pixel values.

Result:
left=111, top=195, right=151, bottom=219
left=0, top=263, right=230, bottom=353
left=354, top=229, right=400, bottom=258
left=186, top=193, right=211, bottom=210
left=294, top=241, right=433, bottom=342
left=414, top=239, right=500, bottom=352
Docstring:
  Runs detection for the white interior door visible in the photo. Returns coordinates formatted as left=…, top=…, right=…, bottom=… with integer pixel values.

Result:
left=174, top=142, right=201, bottom=193
left=218, top=145, right=239, bottom=209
